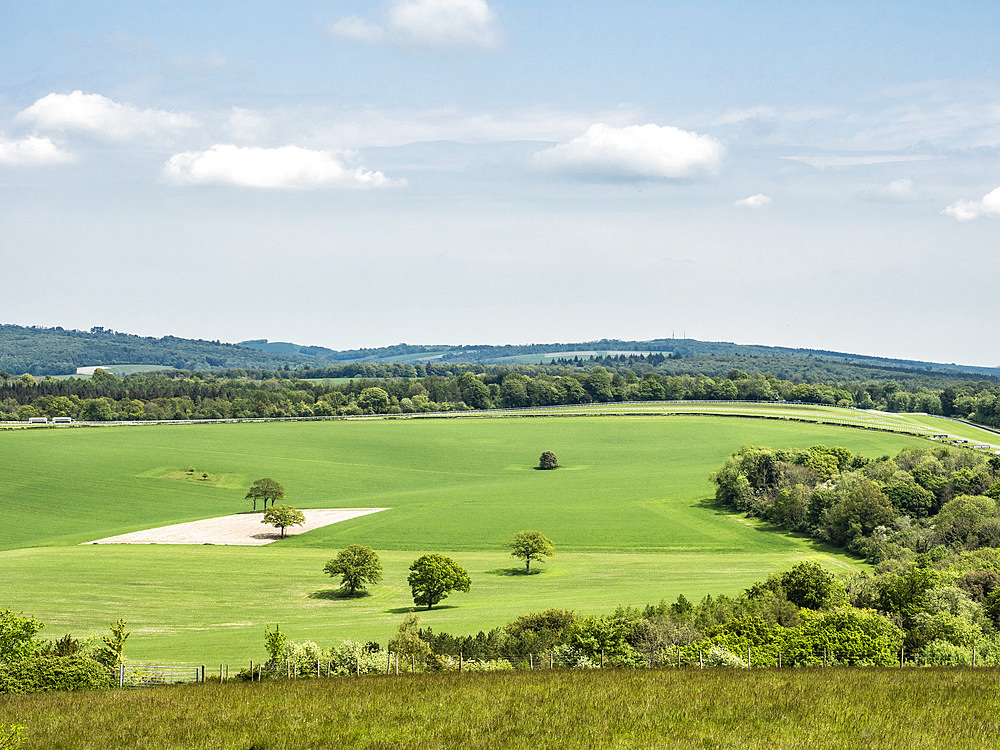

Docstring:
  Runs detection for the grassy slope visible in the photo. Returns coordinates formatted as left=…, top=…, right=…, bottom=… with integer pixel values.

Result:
left=4, top=668, right=999, bottom=749
left=2, top=415, right=929, bottom=662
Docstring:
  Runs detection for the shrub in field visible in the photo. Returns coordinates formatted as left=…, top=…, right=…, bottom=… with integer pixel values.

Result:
left=920, top=639, right=976, bottom=666
left=274, top=641, right=327, bottom=676
left=462, top=658, right=515, bottom=673
left=327, top=641, right=385, bottom=676
left=538, top=451, right=559, bottom=470
left=0, top=655, right=112, bottom=694
left=0, top=610, right=43, bottom=662
left=702, top=645, right=747, bottom=668
left=551, top=644, right=597, bottom=669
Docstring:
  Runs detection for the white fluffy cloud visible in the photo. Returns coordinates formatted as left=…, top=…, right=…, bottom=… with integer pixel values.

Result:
left=873, top=178, right=921, bottom=201
left=163, top=144, right=403, bottom=189
left=17, top=91, right=197, bottom=140
left=330, top=0, right=499, bottom=49
left=944, top=187, right=1000, bottom=221
left=0, top=135, right=74, bottom=166
left=535, top=123, right=725, bottom=181
left=734, top=193, right=771, bottom=208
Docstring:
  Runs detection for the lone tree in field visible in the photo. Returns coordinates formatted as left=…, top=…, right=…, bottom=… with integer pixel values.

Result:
left=538, top=451, right=559, bottom=470
left=407, top=554, right=471, bottom=610
left=262, top=505, right=305, bottom=538
left=324, top=545, right=383, bottom=596
left=246, top=477, right=284, bottom=511
left=505, top=530, right=555, bottom=574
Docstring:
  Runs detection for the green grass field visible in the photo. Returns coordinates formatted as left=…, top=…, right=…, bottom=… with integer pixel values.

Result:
left=4, top=667, right=998, bottom=749
left=2, top=412, right=933, bottom=663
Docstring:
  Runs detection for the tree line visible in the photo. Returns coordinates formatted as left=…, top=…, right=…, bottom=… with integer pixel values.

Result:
left=5, top=366, right=1000, bottom=428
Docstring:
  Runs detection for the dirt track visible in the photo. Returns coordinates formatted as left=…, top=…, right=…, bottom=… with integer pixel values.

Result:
left=86, top=508, right=387, bottom=546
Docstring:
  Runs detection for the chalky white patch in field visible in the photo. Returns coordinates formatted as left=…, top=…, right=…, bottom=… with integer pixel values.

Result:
left=86, top=508, right=387, bottom=546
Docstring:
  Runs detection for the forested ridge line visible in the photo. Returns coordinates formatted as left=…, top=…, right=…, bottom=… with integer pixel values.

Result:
left=3, top=323, right=999, bottom=384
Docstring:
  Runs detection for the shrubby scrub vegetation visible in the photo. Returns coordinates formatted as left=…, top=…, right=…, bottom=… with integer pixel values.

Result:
left=0, top=611, right=124, bottom=694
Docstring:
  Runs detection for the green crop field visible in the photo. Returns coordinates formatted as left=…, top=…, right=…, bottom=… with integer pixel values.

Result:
left=2, top=412, right=934, bottom=664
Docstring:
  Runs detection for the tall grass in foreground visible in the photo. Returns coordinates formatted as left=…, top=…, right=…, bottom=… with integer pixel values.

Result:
left=2, top=667, right=998, bottom=749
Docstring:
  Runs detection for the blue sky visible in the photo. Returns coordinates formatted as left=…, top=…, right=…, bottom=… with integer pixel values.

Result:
left=2, top=1, right=999, bottom=365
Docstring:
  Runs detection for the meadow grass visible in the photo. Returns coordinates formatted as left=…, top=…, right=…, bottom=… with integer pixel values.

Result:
left=2, top=415, right=929, bottom=662
left=3, top=667, right=998, bottom=749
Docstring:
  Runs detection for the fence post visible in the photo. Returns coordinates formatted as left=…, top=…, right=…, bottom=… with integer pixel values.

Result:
left=747, top=648, right=751, bottom=669
left=459, top=652, right=463, bottom=674
left=220, top=663, right=224, bottom=683
left=900, top=648, right=904, bottom=668
left=699, top=651, right=703, bottom=669
left=601, top=649, right=605, bottom=669
left=778, top=652, right=781, bottom=670
left=412, top=654, right=416, bottom=673
left=356, top=655, right=360, bottom=677
left=119, top=663, right=125, bottom=688
left=317, top=659, right=321, bottom=678
left=550, top=652, right=554, bottom=670
left=395, top=655, right=399, bottom=675
left=529, top=653, right=533, bottom=670
left=201, top=665, right=206, bottom=683
left=387, top=651, right=392, bottom=675
left=257, top=665, right=262, bottom=682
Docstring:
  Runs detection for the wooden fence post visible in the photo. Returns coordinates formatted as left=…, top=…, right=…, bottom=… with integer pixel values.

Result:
left=459, top=652, right=463, bottom=673
left=699, top=651, right=703, bottom=669
left=529, top=653, right=533, bottom=670
left=220, top=663, right=224, bottom=683
left=395, top=655, right=399, bottom=675
left=387, top=651, right=392, bottom=675
left=747, top=648, right=751, bottom=669
left=317, top=659, right=321, bottom=678
left=601, top=649, right=605, bottom=669
left=412, top=654, right=416, bottom=673
left=119, top=663, right=125, bottom=688
left=778, top=652, right=781, bottom=669
left=201, top=665, right=206, bottom=683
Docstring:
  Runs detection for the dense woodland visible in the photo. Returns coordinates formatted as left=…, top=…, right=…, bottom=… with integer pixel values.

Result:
left=4, top=364, right=1000, bottom=429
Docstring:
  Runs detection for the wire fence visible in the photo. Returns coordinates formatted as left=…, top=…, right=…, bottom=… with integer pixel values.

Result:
left=118, top=645, right=988, bottom=688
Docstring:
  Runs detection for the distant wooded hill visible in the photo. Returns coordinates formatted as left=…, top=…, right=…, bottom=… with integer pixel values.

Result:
left=2, top=324, right=998, bottom=386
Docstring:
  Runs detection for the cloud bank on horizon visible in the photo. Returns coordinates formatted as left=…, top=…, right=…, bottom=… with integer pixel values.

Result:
left=2, top=1, right=1000, bottom=366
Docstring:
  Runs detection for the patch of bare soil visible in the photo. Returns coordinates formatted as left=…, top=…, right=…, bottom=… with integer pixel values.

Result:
left=86, top=508, right=387, bottom=546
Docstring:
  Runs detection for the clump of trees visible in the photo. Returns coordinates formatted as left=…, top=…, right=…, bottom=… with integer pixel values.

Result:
left=246, top=478, right=284, bottom=511
left=712, top=444, right=1000, bottom=562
